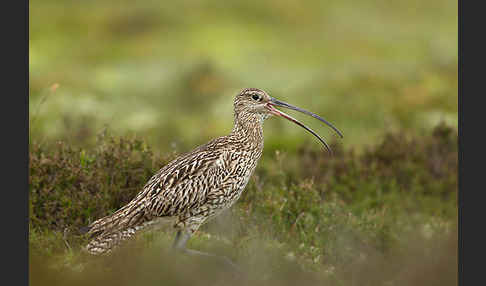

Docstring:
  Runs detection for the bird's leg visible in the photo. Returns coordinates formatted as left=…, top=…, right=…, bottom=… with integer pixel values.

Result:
left=172, top=230, right=242, bottom=274
left=172, top=230, right=188, bottom=249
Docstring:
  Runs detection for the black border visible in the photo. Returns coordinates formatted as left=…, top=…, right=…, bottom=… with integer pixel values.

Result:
left=5, top=0, right=29, bottom=285
left=459, top=0, right=484, bottom=285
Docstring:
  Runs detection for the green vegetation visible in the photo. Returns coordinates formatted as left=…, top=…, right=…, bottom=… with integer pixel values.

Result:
left=29, top=124, right=457, bottom=285
left=29, top=0, right=457, bottom=285
left=30, top=0, right=457, bottom=151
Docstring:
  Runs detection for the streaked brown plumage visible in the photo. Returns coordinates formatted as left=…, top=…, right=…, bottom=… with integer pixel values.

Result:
left=83, top=88, right=342, bottom=259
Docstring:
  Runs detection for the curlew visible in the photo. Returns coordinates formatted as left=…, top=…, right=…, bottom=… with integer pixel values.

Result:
left=82, top=88, right=342, bottom=268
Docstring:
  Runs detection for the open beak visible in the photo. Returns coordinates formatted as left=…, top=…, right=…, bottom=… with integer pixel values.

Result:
left=266, top=97, right=343, bottom=154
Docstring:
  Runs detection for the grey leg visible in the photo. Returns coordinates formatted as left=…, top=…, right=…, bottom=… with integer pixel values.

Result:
left=172, top=230, right=190, bottom=249
left=172, top=230, right=242, bottom=274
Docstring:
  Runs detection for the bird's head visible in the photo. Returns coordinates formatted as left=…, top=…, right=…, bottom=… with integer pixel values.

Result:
left=234, top=88, right=272, bottom=118
left=234, top=88, right=343, bottom=154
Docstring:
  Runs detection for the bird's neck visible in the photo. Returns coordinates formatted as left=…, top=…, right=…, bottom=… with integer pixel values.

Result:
left=230, top=112, right=265, bottom=150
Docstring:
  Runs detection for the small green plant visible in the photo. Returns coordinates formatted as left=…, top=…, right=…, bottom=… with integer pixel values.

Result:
left=29, top=130, right=174, bottom=232
left=29, top=123, right=457, bottom=286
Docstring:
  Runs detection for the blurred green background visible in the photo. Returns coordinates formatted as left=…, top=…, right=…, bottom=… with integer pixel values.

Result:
left=29, top=0, right=457, bottom=152
left=29, top=1, right=457, bottom=284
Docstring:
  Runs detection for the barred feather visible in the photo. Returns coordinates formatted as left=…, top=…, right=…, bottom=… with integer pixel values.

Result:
left=83, top=89, right=273, bottom=255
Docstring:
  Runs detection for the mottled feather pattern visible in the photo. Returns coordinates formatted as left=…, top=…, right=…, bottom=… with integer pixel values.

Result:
left=84, top=97, right=266, bottom=255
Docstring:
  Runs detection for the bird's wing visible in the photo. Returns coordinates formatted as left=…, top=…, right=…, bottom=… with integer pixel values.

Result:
left=86, top=138, right=228, bottom=235
left=141, top=137, right=235, bottom=217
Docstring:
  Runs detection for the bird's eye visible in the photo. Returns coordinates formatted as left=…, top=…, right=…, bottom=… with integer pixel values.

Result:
left=252, top=94, right=260, bottom=101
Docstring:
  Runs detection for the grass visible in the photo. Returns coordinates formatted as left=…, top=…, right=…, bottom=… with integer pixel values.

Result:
left=29, top=0, right=457, bottom=151
left=29, top=123, right=457, bottom=286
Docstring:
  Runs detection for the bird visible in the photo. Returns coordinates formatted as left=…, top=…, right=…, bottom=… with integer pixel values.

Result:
left=82, top=88, right=343, bottom=267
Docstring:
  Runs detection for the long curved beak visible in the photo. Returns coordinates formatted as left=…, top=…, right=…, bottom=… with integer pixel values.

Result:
left=266, top=97, right=343, bottom=154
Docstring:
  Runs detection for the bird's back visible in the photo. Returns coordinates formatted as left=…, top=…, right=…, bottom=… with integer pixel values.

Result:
left=84, top=133, right=263, bottom=254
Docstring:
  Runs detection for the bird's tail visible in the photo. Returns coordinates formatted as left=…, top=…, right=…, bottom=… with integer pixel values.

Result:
left=82, top=200, right=152, bottom=255
left=84, top=224, right=147, bottom=255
